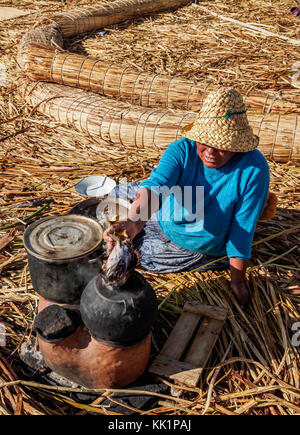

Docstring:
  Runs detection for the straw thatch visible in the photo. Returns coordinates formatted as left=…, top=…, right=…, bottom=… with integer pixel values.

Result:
left=24, top=81, right=300, bottom=163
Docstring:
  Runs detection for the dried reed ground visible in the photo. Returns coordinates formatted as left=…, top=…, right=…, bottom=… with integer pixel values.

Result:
left=0, top=0, right=299, bottom=415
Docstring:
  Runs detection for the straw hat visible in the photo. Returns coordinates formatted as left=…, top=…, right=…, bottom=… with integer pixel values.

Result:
left=182, top=87, right=259, bottom=152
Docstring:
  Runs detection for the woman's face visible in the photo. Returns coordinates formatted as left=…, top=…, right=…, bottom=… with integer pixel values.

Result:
left=196, top=143, right=236, bottom=169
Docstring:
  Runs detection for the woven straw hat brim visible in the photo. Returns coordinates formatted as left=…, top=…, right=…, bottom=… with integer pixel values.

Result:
left=181, top=87, right=259, bottom=153
left=182, top=120, right=259, bottom=153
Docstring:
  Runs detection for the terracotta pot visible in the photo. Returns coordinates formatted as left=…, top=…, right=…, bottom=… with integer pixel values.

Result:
left=37, top=297, right=151, bottom=388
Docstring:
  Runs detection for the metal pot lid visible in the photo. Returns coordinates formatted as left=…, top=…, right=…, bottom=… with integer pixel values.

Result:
left=24, top=215, right=103, bottom=261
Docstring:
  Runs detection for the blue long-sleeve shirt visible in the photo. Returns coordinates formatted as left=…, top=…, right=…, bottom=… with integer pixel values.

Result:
left=140, top=138, right=269, bottom=260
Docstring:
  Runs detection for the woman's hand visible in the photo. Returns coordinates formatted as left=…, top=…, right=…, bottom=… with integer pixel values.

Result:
left=103, top=219, right=140, bottom=252
left=104, top=188, right=160, bottom=253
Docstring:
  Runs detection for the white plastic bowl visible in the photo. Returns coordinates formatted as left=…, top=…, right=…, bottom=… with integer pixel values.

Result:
left=75, top=176, right=116, bottom=198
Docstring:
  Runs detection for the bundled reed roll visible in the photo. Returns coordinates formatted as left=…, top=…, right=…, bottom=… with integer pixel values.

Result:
left=50, top=0, right=192, bottom=38
left=17, top=1, right=300, bottom=115
left=22, top=44, right=300, bottom=114
left=24, top=81, right=300, bottom=163
left=24, top=82, right=196, bottom=149
left=18, top=27, right=63, bottom=68
left=19, top=26, right=63, bottom=49
left=21, top=44, right=300, bottom=115
left=249, top=114, right=300, bottom=163
left=21, top=44, right=203, bottom=112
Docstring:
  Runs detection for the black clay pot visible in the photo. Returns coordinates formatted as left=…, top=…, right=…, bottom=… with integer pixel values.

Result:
left=24, top=215, right=104, bottom=304
left=80, top=271, right=157, bottom=347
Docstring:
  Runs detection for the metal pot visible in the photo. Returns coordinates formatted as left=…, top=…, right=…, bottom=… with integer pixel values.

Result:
left=80, top=271, right=157, bottom=347
left=23, top=215, right=104, bottom=304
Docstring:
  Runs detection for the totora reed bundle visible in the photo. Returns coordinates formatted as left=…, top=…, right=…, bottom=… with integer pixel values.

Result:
left=16, top=0, right=300, bottom=164
left=24, top=81, right=300, bottom=163
left=18, top=0, right=192, bottom=54
left=20, top=43, right=300, bottom=115
left=50, top=0, right=192, bottom=39
left=20, top=44, right=203, bottom=112
left=24, top=81, right=196, bottom=149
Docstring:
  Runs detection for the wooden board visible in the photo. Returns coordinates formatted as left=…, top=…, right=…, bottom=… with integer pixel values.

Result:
left=149, top=302, right=228, bottom=387
left=0, top=8, right=33, bottom=22
left=159, top=311, right=200, bottom=360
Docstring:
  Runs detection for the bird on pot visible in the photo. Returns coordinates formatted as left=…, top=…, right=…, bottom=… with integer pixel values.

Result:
left=103, top=217, right=137, bottom=286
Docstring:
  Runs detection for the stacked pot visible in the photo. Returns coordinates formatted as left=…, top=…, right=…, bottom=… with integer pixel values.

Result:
left=24, top=214, right=157, bottom=388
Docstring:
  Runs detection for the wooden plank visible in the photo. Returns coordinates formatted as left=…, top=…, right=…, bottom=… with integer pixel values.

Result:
left=150, top=356, right=206, bottom=387
left=185, top=317, right=225, bottom=366
left=181, top=317, right=225, bottom=386
left=149, top=355, right=196, bottom=379
left=149, top=302, right=228, bottom=387
left=171, top=368, right=205, bottom=387
left=159, top=311, right=200, bottom=360
left=183, top=301, right=228, bottom=321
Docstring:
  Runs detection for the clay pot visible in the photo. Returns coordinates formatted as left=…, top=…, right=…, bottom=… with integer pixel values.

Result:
left=36, top=297, right=152, bottom=388
left=80, top=271, right=157, bottom=346
left=38, top=327, right=151, bottom=389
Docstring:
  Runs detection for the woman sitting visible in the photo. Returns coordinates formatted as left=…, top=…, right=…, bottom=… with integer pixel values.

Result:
left=104, top=87, right=270, bottom=309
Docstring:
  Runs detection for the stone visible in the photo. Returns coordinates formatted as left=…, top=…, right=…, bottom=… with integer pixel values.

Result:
left=19, top=338, right=48, bottom=373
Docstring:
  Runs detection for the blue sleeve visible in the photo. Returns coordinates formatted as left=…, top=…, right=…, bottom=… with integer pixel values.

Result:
left=226, top=165, right=269, bottom=260
left=140, top=140, right=184, bottom=195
